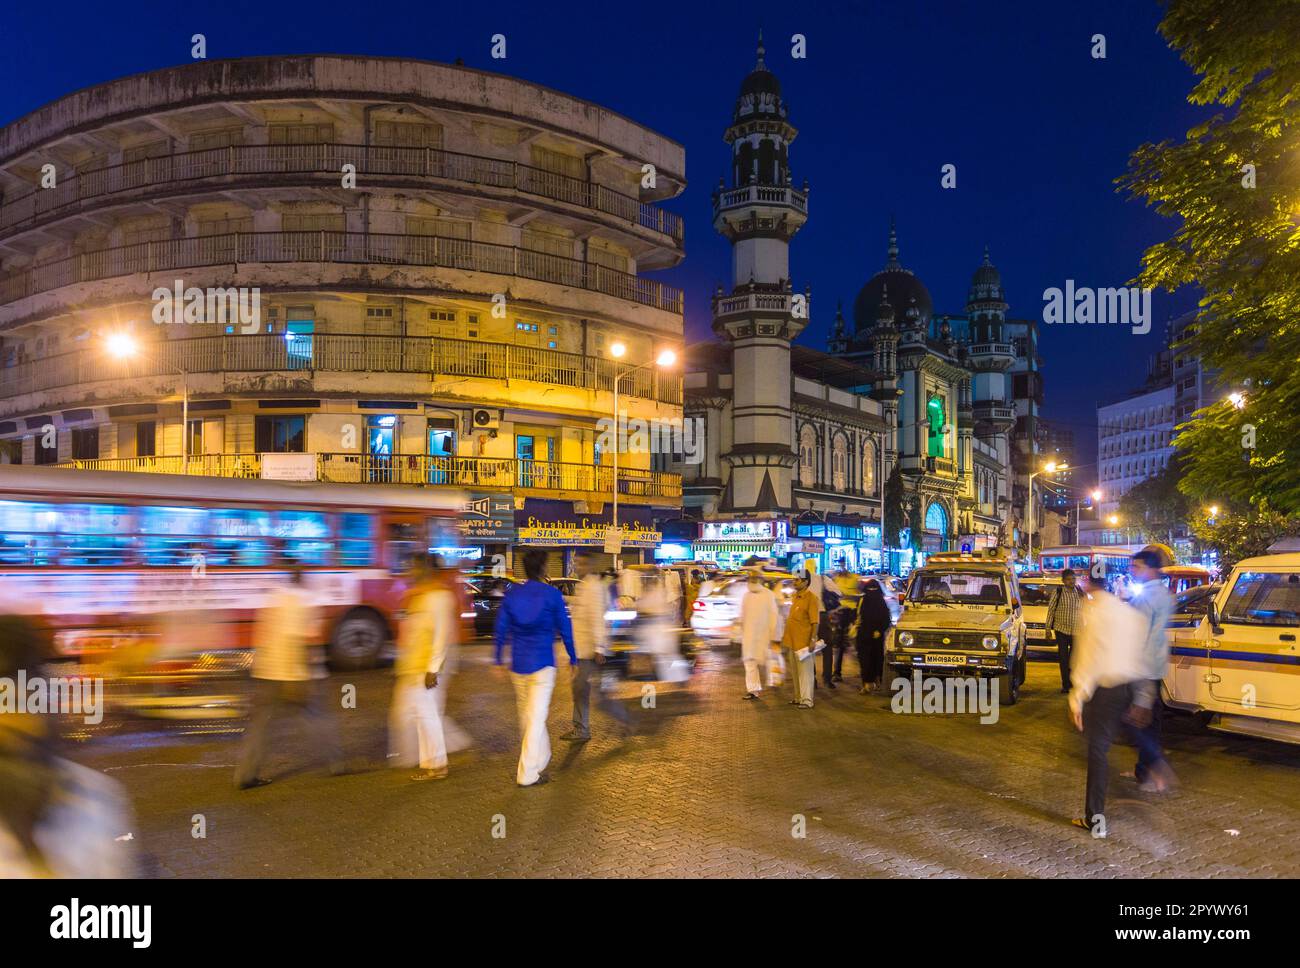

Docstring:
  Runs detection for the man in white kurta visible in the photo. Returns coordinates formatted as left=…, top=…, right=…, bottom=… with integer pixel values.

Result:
left=389, top=565, right=454, bottom=779
left=737, top=572, right=780, bottom=699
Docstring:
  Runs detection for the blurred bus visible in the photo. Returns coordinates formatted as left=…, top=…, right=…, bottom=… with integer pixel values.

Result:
left=0, top=465, right=464, bottom=679
left=1039, top=545, right=1135, bottom=585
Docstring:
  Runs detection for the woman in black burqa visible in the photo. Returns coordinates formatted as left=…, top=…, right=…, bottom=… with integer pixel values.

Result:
left=854, top=579, right=892, bottom=694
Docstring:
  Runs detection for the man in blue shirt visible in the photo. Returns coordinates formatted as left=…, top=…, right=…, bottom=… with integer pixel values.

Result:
left=1125, top=549, right=1178, bottom=793
left=494, top=549, right=577, bottom=787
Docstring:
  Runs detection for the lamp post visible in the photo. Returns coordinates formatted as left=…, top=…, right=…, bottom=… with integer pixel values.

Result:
left=1027, top=460, right=1067, bottom=567
left=608, top=342, right=676, bottom=567
left=1075, top=487, right=1102, bottom=544
left=107, top=333, right=190, bottom=474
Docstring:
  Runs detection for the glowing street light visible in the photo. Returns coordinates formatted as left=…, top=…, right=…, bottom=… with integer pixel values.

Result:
left=608, top=345, right=679, bottom=565
left=1027, top=461, right=1068, bottom=564
left=106, top=332, right=190, bottom=474
left=1228, top=391, right=1247, bottom=410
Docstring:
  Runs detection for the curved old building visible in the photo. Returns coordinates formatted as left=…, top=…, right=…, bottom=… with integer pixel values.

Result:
left=0, top=55, right=687, bottom=569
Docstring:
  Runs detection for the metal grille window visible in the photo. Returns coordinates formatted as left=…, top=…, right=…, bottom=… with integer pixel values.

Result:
left=281, top=212, right=345, bottom=260
left=588, top=244, right=629, bottom=274
left=407, top=216, right=472, bottom=267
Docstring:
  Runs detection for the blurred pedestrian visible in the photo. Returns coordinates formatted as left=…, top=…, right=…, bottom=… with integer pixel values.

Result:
left=663, top=567, right=682, bottom=624
left=1124, top=549, right=1178, bottom=792
left=1068, top=575, right=1149, bottom=837
left=1046, top=569, right=1083, bottom=693
left=236, top=567, right=344, bottom=789
left=803, top=560, right=836, bottom=689
left=855, top=578, right=893, bottom=693
left=782, top=573, right=818, bottom=708
left=494, top=549, right=577, bottom=787
left=738, top=569, right=780, bottom=701
left=0, top=612, right=137, bottom=877
left=389, top=555, right=455, bottom=780
left=561, top=550, right=630, bottom=742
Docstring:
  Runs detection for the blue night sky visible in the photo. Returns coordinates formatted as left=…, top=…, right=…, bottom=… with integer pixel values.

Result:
left=2, top=0, right=1209, bottom=472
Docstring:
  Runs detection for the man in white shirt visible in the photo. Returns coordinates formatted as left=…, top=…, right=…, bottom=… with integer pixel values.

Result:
left=236, top=567, right=344, bottom=789
left=561, top=550, right=630, bottom=741
left=738, top=570, right=780, bottom=700
left=1067, top=576, right=1150, bottom=837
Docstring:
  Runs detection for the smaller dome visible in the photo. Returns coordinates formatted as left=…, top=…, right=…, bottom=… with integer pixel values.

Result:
left=967, top=246, right=1005, bottom=304
left=739, top=30, right=781, bottom=99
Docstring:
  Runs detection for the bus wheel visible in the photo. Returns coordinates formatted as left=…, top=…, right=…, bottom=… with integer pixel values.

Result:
left=329, top=610, right=387, bottom=670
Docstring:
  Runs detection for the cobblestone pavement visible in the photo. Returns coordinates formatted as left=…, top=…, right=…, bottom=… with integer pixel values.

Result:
left=74, top=641, right=1300, bottom=878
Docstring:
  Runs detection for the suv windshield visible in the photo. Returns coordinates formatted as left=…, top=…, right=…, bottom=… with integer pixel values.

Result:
left=908, top=571, right=1007, bottom=606
left=1221, top=571, right=1300, bottom=626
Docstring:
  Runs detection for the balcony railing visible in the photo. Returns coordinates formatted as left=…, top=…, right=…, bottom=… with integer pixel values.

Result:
left=0, top=230, right=684, bottom=314
left=0, top=332, right=682, bottom=405
left=712, top=290, right=795, bottom=315
left=0, top=143, right=683, bottom=244
left=713, top=184, right=808, bottom=214
left=55, top=453, right=683, bottom=499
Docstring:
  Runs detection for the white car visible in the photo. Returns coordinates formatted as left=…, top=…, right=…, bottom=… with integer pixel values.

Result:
left=690, top=574, right=795, bottom=641
left=1018, top=575, right=1068, bottom=654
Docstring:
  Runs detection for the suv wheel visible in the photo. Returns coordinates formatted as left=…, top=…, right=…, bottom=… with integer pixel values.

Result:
left=998, top=668, right=1019, bottom=706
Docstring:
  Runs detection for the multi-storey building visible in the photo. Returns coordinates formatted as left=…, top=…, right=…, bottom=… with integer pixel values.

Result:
left=1088, top=354, right=1176, bottom=547
left=0, top=55, right=686, bottom=572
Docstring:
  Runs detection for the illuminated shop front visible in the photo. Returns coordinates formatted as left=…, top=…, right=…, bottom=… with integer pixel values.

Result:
left=789, top=515, right=884, bottom=574
left=693, top=519, right=787, bottom=569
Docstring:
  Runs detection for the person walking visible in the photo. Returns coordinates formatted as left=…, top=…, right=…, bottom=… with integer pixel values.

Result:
left=236, top=567, right=345, bottom=790
left=855, top=578, right=893, bottom=693
left=560, top=550, right=630, bottom=742
left=493, top=549, right=577, bottom=787
left=1068, top=575, right=1150, bottom=838
left=1125, top=549, right=1178, bottom=792
left=829, top=568, right=861, bottom=683
left=1046, top=568, right=1083, bottom=692
left=802, top=560, right=834, bottom=689
left=737, top=569, right=780, bottom=701
left=782, top=573, right=819, bottom=708
left=389, top=555, right=455, bottom=780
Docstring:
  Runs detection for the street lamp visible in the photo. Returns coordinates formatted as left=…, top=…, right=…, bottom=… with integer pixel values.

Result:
left=1073, top=487, right=1102, bottom=544
left=1228, top=391, right=1247, bottom=410
left=107, top=333, right=190, bottom=474
left=608, top=342, right=677, bottom=566
left=1027, top=461, right=1067, bottom=566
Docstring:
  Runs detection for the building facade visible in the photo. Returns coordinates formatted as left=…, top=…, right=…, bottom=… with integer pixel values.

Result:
left=0, top=55, right=686, bottom=573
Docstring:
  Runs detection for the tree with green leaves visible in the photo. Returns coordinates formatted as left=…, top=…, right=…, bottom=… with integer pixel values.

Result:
left=1117, top=463, right=1192, bottom=546
left=1192, top=498, right=1300, bottom=572
left=1119, top=0, right=1300, bottom=515
left=883, top=464, right=905, bottom=549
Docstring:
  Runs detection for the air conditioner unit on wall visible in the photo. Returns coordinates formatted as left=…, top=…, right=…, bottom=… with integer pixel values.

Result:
left=470, top=408, right=501, bottom=432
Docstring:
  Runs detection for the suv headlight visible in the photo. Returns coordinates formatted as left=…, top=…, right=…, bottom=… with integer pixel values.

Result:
left=982, top=635, right=1000, bottom=650
left=898, top=631, right=914, bottom=648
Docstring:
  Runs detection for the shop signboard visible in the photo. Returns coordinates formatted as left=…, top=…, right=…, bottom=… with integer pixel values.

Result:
left=458, top=493, right=516, bottom=541
left=515, top=500, right=660, bottom=548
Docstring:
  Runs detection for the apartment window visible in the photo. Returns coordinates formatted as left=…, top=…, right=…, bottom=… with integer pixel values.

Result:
left=268, top=123, right=333, bottom=144
left=374, top=120, right=442, bottom=148
left=198, top=216, right=253, bottom=235
left=255, top=415, right=306, bottom=453
left=0, top=439, right=20, bottom=465
left=282, top=212, right=345, bottom=232
left=428, top=309, right=457, bottom=338
left=365, top=306, right=396, bottom=336
left=589, top=244, right=629, bottom=274
left=466, top=314, right=480, bottom=339
left=135, top=421, right=156, bottom=458
left=187, top=420, right=204, bottom=457
left=189, top=128, right=244, bottom=151
left=71, top=427, right=99, bottom=461
left=521, top=226, right=574, bottom=259
left=529, top=145, right=584, bottom=180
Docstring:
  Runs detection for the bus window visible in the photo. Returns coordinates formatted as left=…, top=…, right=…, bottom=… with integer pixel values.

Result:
left=276, top=510, right=332, bottom=566
left=0, top=501, right=136, bottom=566
left=385, top=521, right=422, bottom=574
left=209, top=508, right=273, bottom=566
left=338, top=513, right=376, bottom=567
left=138, top=506, right=210, bottom=566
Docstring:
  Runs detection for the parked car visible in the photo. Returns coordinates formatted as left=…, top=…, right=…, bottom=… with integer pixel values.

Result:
left=463, top=572, right=521, bottom=636
left=1018, top=575, right=1069, bottom=655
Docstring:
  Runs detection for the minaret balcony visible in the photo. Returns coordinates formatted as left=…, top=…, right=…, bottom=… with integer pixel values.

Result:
left=972, top=399, right=1017, bottom=433
left=966, top=341, right=1017, bottom=371
left=712, top=289, right=798, bottom=317
left=713, top=184, right=809, bottom=218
